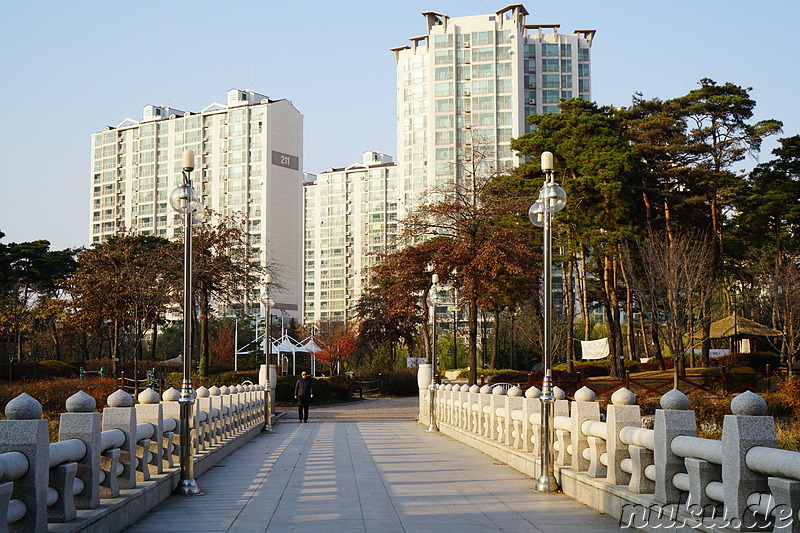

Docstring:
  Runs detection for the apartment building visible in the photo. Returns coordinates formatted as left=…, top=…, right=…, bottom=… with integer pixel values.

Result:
left=391, top=4, right=595, bottom=211
left=89, top=89, right=304, bottom=319
left=303, top=152, right=398, bottom=323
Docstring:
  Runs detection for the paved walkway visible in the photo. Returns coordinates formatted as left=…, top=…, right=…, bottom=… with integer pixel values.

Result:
left=124, top=398, right=624, bottom=533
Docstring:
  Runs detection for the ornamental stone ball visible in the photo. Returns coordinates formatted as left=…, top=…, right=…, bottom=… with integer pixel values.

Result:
left=469, top=384, right=480, bottom=393
left=66, top=390, right=96, bottom=413
left=660, top=388, right=690, bottom=410
left=162, top=387, right=181, bottom=402
left=730, top=390, right=767, bottom=416
left=480, top=384, right=492, bottom=394
left=461, top=384, right=470, bottom=392
left=220, top=386, right=230, bottom=395
left=574, top=386, right=596, bottom=403
left=611, top=387, right=637, bottom=406
left=5, top=392, right=43, bottom=420
left=107, top=389, right=133, bottom=408
left=138, top=388, right=160, bottom=405
left=444, top=384, right=453, bottom=391
left=209, top=386, right=221, bottom=396
left=525, top=386, right=541, bottom=398
left=492, top=385, right=506, bottom=395
left=195, top=386, right=210, bottom=398
left=438, top=384, right=446, bottom=390
left=507, top=386, right=523, bottom=397
left=553, top=386, right=566, bottom=400
left=231, top=386, right=239, bottom=394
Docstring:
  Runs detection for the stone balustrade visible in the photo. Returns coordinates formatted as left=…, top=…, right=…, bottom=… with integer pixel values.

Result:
left=419, top=371, right=800, bottom=532
left=0, top=382, right=268, bottom=533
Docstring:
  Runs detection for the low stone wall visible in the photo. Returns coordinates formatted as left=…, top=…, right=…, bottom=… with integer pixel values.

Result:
left=1, top=383, right=269, bottom=533
left=419, top=372, right=800, bottom=533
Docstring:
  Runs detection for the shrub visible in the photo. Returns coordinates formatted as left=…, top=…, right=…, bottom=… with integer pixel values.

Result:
left=376, top=369, right=418, bottom=397
left=273, top=375, right=353, bottom=406
left=39, top=360, right=80, bottom=378
left=709, top=352, right=781, bottom=372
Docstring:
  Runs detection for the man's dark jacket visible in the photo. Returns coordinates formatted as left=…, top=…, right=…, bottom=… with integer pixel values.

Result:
left=294, top=377, right=313, bottom=397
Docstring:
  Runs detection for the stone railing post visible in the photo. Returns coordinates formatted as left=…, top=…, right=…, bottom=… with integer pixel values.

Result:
left=160, top=387, right=181, bottom=469
left=477, top=385, right=492, bottom=438
left=135, top=388, right=164, bottom=475
left=505, top=387, right=523, bottom=447
left=654, top=388, right=696, bottom=504
left=195, top=387, right=212, bottom=449
left=209, top=386, right=223, bottom=441
left=1, top=393, right=48, bottom=533
left=102, top=389, right=136, bottom=490
left=59, top=391, right=101, bottom=509
left=523, top=386, right=540, bottom=454
left=571, top=386, right=599, bottom=472
left=417, top=364, right=432, bottom=425
left=220, top=386, right=232, bottom=438
left=606, top=388, right=640, bottom=486
left=722, top=390, right=776, bottom=530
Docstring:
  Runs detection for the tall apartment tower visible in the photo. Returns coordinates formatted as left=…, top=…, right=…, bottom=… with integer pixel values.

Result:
left=303, top=152, right=398, bottom=323
left=391, top=4, right=595, bottom=209
left=90, top=89, right=304, bottom=319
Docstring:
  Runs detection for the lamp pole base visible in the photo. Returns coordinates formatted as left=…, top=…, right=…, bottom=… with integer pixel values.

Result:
left=175, top=478, right=202, bottom=495
left=535, top=475, right=559, bottom=493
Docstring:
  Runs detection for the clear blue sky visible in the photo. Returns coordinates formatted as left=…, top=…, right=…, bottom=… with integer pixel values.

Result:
left=1, top=1, right=797, bottom=251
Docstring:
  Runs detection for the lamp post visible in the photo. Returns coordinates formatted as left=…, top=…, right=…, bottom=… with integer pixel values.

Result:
left=260, top=274, right=274, bottom=431
left=170, top=149, right=205, bottom=496
left=427, top=273, right=440, bottom=432
left=529, top=151, right=566, bottom=493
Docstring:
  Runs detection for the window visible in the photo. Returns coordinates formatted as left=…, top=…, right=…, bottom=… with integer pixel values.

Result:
left=435, top=50, right=453, bottom=65
left=543, top=59, right=559, bottom=72
left=473, top=64, right=493, bottom=78
left=562, top=90, right=573, bottom=99
left=542, top=43, right=559, bottom=57
left=435, top=99, right=454, bottom=113
left=435, top=83, right=453, bottom=97
left=543, top=90, right=560, bottom=103
left=435, top=66, right=453, bottom=81
left=579, top=79, right=591, bottom=93
left=471, top=31, right=493, bottom=46
left=434, top=34, right=453, bottom=49
left=579, top=63, right=590, bottom=77
left=578, top=48, right=589, bottom=62
left=472, top=47, right=493, bottom=62
left=542, top=75, right=560, bottom=88
left=560, top=43, right=572, bottom=56
left=561, top=74, right=573, bottom=88
left=561, top=59, right=572, bottom=71
left=435, top=115, right=454, bottom=129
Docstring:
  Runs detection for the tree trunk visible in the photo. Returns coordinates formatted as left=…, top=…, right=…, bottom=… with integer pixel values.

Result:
left=199, top=288, right=211, bottom=376
left=491, top=308, right=499, bottom=369
left=603, top=255, right=623, bottom=378
left=579, top=248, right=591, bottom=340
left=564, top=258, right=575, bottom=373
left=467, top=297, right=478, bottom=386
left=112, top=319, right=119, bottom=377
left=617, top=255, right=636, bottom=361
left=150, top=322, right=158, bottom=361
left=651, top=325, right=666, bottom=371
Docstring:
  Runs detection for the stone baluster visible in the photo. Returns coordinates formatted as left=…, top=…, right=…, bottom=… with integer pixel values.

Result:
left=220, top=386, right=232, bottom=437
left=628, top=444, right=655, bottom=494
left=722, top=390, right=776, bottom=531
left=102, top=390, right=136, bottom=490
left=160, top=387, right=181, bottom=468
left=654, top=388, right=696, bottom=504
left=209, top=386, right=224, bottom=441
left=47, top=458, right=77, bottom=523
left=135, top=388, right=164, bottom=475
left=489, top=386, right=505, bottom=442
left=468, top=385, right=480, bottom=432
left=477, top=385, right=492, bottom=438
left=606, top=388, right=640, bottom=486
left=1, top=393, right=48, bottom=533
left=229, top=386, right=241, bottom=432
left=523, top=386, right=540, bottom=454
left=505, top=387, right=523, bottom=447
left=195, top=387, right=212, bottom=449
left=59, top=391, right=101, bottom=509
left=571, top=386, right=599, bottom=473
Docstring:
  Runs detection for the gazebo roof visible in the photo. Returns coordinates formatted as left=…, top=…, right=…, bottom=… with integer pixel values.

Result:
left=692, top=314, right=782, bottom=340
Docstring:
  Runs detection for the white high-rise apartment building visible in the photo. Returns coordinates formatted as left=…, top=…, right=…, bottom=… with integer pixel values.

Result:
left=303, top=152, right=397, bottom=323
left=391, top=4, right=595, bottom=210
left=90, top=89, right=304, bottom=319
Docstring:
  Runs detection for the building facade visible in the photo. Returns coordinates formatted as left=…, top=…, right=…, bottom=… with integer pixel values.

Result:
left=89, top=89, right=304, bottom=319
left=391, top=4, right=595, bottom=211
left=302, top=152, right=398, bottom=323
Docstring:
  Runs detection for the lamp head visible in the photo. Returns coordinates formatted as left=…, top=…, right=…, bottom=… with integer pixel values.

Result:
left=528, top=199, right=544, bottom=227
left=182, top=150, right=195, bottom=172
left=541, top=151, right=554, bottom=172
left=543, top=181, right=567, bottom=213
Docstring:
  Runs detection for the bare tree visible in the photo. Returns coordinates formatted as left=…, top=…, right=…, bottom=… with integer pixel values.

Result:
left=625, top=230, right=714, bottom=383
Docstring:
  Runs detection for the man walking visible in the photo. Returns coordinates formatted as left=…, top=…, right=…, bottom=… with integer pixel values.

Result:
left=294, top=371, right=314, bottom=422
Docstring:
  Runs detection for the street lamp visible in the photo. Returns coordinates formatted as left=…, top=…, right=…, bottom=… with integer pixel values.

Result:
left=529, top=151, right=566, bottom=493
left=260, top=274, right=275, bottom=432
left=427, top=273, right=440, bottom=432
left=171, top=149, right=204, bottom=496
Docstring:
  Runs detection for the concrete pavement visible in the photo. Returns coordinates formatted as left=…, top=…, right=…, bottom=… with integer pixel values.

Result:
left=123, top=398, right=625, bottom=532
